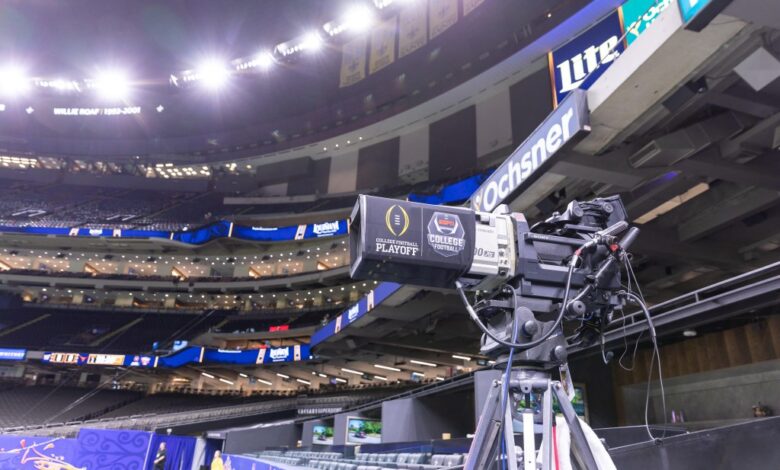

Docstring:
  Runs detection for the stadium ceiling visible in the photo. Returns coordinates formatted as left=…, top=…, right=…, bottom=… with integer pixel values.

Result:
left=0, top=0, right=561, bottom=156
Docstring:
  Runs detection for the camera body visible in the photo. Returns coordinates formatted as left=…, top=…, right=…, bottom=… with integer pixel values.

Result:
left=349, top=194, right=631, bottom=359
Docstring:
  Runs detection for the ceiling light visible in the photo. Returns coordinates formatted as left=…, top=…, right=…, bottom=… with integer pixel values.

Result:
left=201, top=372, right=215, bottom=379
left=256, top=51, right=274, bottom=69
left=410, top=359, right=437, bottom=367
left=301, top=32, right=323, bottom=51
left=334, top=377, right=347, bottom=383
left=0, top=66, right=30, bottom=96
left=219, top=378, right=234, bottom=385
left=435, top=377, right=445, bottom=381
left=343, top=5, right=376, bottom=32
left=238, top=373, right=248, bottom=378
left=374, top=375, right=388, bottom=381
left=256, top=378, right=272, bottom=386
left=296, top=378, right=311, bottom=385
left=198, top=60, right=230, bottom=90
left=411, top=371, right=426, bottom=377
left=683, top=329, right=697, bottom=337
left=452, top=354, right=471, bottom=361
left=341, top=367, right=363, bottom=375
left=92, top=70, right=130, bottom=100
left=374, top=364, right=401, bottom=372
left=318, top=373, right=327, bottom=378
left=276, top=373, right=290, bottom=379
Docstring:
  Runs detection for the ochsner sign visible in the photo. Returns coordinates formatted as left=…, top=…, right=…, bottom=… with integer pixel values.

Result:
left=470, top=90, right=590, bottom=213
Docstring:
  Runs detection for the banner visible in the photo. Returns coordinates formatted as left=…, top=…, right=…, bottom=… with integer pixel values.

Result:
left=463, top=0, right=486, bottom=16
left=620, top=0, right=674, bottom=45
left=340, top=35, right=368, bottom=87
left=548, top=11, right=625, bottom=106
left=0, top=219, right=348, bottom=245
left=398, top=1, right=427, bottom=58
left=42, top=352, right=88, bottom=365
left=370, top=16, right=397, bottom=74
left=428, top=0, right=458, bottom=40
left=86, top=354, right=125, bottom=366
left=470, top=90, right=590, bottom=213
left=0, top=348, right=26, bottom=361
left=302, top=220, right=348, bottom=239
left=231, top=224, right=299, bottom=242
left=312, top=282, right=402, bottom=346
left=204, top=348, right=262, bottom=365
left=256, top=344, right=310, bottom=364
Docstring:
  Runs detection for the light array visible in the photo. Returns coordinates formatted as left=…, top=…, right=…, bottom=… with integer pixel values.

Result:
left=0, top=1, right=407, bottom=96
left=0, top=155, right=39, bottom=169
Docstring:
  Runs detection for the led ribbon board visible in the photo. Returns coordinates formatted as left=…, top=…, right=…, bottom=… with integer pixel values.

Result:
left=469, top=89, right=590, bottom=213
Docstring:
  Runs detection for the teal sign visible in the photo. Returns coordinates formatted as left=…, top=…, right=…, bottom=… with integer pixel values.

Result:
left=621, top=0, right=674, bottom=45
left=678, top=0, right=712, bottom=23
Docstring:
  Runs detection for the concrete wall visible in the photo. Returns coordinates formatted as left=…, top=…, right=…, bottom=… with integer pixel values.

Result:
left=621, top=358, right=780, bottom=425
left=223, top=422, right=301, bottom=453
left=382, top=396, right=473, bottom=443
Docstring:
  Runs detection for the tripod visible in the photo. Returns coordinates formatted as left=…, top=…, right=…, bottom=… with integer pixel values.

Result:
left=465, top=365, right=598, bottom=470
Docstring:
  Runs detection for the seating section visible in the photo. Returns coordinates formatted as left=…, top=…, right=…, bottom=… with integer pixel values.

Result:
left=0, top=308, right=224, bottom=353
left=252, top=450, right=466, bottom=470
left=0, top=386, right=140, bottom=428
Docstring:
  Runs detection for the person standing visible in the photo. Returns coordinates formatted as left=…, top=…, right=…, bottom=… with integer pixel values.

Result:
left=154, top=442, right=167, bottom=470
left=211, top=450, right=225, bottom=470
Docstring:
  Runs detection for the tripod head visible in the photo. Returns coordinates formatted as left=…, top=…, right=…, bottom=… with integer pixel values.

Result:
left=471, top=196, right=639, bottom=364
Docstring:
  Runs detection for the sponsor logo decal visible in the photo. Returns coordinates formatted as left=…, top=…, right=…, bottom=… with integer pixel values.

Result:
left=269, top=347, right=290, bottom=361
left=346, top=304, right=361, bottom=323
left=385, top=204, right=410, bottom=237
left=313, top=221, right=341, bottom=236
left=426, top=212, right=466, bottom=257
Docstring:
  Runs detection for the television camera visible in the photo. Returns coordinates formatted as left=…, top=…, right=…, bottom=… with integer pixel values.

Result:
left=349, top=194, right=642, bottom=470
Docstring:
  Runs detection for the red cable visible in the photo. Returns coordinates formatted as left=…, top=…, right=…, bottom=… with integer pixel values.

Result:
left=552, top=422, right=560, bottom=470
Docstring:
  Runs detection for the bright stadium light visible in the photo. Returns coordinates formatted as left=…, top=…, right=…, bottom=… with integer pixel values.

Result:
left=301, top=32, right=323, bottom=51
left=0, top=66, right=30, bottom=96
left=410, top=359, right=437, bottom=367
left=197, top=59, right=230, bottom=90
left=92, top=70, right=130, bottom=100
left=343, top=5, right=375, bottom=32
left=256, top=51, right=274, bottom=70
left=374, top=364, right=401, bottom=372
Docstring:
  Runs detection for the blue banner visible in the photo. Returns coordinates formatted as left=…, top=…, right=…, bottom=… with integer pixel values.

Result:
left=231, top=224, right=300, bottom=242
left=302, top=220, right=349, bottom=239
left=203, top=348, right=261, bottom=365
left=410, top=172, right=492, bottom=206
left=172, top=221, right=231, bottom=244
left=312, top=282, right=402, bottom=346
left=549, top=10, right=625, bottom=106
left=124, top=354, right=157, bottom=368
left=0, top=219, right=348, bottom=245
left=157, top=347, right=204, bottom=368
left=256, top=344, right=311, bottom=364
left=0, top=348, right=26, bottom=361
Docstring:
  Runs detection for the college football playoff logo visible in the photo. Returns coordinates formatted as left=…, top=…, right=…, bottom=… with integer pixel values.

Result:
left=385, top=204, right=410, bottom=237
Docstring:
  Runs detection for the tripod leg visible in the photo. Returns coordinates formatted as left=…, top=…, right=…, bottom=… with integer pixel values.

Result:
left=465, top=380, right=504, bottom=470
left=540, top=381, right=553, bottom=470
left=503, top=397, right=519, bottom=470
left=551, top=382, right=598, bottom=470
left=521, top=410, right=535, bottom=470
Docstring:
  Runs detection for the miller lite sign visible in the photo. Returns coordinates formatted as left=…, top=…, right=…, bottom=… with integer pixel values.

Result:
left=549, top=11, right=625, bottom=106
